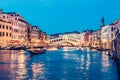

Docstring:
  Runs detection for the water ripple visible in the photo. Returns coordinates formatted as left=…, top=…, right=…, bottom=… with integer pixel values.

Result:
left=0, top=50, right=119, bottom=80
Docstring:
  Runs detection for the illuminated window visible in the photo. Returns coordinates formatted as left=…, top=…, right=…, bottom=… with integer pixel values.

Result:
left=9, top=33, right=11, bottom=37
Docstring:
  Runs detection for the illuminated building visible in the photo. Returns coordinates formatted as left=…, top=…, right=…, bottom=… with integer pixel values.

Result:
left=79, top=32, right=86, bottom=46
left=84, top=30, right=93, bottom=47
left=112, top=19, right=120, bottom=30
left=0, top=9, right=47, bottom=47
left=30, top=26, right=40, bottom=46
left=101, top=25, right=113, bottom=50
left=6, top=12, right=28, bottom=46
left=26, top=23, right=32, bottom=46
left=91, top=30, right=101, bottom=48
left=40, top=31, right=47, bottom=43
left=0, top=9, right=12, bottom=47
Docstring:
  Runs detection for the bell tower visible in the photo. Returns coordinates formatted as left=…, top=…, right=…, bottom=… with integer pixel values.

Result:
left=101, top=17, right=105, bottom=28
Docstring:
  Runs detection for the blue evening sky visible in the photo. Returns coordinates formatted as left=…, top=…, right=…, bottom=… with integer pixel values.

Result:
left=0, top=0, right=120, bottom=34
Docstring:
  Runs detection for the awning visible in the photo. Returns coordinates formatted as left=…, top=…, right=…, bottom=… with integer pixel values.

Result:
left=10, top=40, right=21, bottom=43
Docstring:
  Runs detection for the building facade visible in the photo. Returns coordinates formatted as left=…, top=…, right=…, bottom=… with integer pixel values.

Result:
left=79, top=32, right=86, bottom=46
left=112, top=19, right=120, bottom=30
left=91, top=30, right=101, bottom=48
left=6, top=12, right=28, bottom=46
left=30, top=26, right=40, bottom=46
left=0, top=9, right=47, bottom=48
left=101, top=25, right=113, bottom=50
left=0, top=10, right=12, bottom=47
left=84, top=30, right=93, bottom=47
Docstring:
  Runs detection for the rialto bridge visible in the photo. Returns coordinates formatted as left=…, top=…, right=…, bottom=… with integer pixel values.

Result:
left=49, top=36, right=81, bottom=47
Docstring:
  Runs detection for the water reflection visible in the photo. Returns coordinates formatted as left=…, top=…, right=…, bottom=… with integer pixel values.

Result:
left=0, top=50, right=28, bottom=80
left=80, top=54, right=85, bottom=70
left=32, top=63, right=45, bottom=79
left=63, top=52, right=79, bottom=60
left=0, top=50, right=119, bottom=80
left=101, top=51, right=109, bottom=67
left=86, top=53, right=91, bottom=70
left=116, top=58, right=120, bottom=80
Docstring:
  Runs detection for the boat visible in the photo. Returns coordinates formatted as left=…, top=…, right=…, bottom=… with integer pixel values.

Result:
left=28, top=49, right=46, bottom=55
left=28, top=46, right=46, bottom=55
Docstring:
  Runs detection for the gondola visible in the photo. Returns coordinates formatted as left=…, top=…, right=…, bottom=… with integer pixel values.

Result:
left=28, top=48, right=46, bottom=55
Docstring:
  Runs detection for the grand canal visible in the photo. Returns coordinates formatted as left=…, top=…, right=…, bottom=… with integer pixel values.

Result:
left=0, top=50, right=119, bottom=80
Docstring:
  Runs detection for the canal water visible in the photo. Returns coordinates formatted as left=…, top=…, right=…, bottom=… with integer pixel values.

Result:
left=0, top=50, right=119, bottom=80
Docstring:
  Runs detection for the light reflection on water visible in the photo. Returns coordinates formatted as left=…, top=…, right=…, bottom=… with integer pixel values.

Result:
left=0, top=50, right=119, bottom=80
left=0, top=50, right=28, bottom=80
left=101, top=51, right=110, bottom=72
left=32, top=63, right=45, bottom=79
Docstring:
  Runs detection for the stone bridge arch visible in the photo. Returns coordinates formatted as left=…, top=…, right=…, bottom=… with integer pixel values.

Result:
left=56, top=41, right=77, bottom=46
left=50, top=40, right=79, bottom=46
left=49, top=37, right=80, bottom=46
